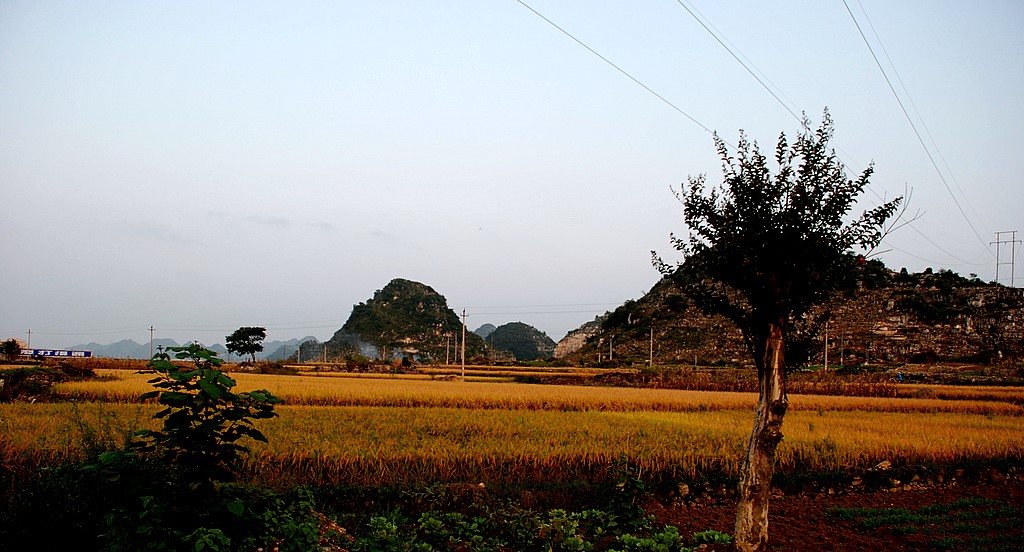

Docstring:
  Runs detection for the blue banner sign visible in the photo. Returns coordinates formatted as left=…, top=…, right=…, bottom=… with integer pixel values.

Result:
left=21, top=349, right=92, bottom=358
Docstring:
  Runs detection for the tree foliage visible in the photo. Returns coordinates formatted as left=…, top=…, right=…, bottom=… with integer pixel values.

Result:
left=657, top=112, right=902, bottom=551
left=1, top=338, right=21, bottom=361
left=658, top=112, right=902, bottom=370
left=225, top=326, right=266, bottom=363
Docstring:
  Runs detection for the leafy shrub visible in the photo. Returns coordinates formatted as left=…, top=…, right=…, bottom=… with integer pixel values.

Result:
left=80, top=344, right=318, bottom=551
left=0, top=360, right=96, bottom=402
left=133, top=343, right=280, bottom=488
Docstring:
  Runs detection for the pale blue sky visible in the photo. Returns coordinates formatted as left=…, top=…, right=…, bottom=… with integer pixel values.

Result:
left=2, top=1, right=1021, bottom=348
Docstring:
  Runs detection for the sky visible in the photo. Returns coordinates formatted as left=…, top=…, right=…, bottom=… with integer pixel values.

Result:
left=2, top=0, right=1022, bottom=350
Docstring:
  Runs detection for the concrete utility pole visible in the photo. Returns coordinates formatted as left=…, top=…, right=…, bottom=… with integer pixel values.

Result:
left=649, top=327, right=654, bottom=367
left=823, top=321, right=829, bottom=372
left=27, top=329, right=31, bottom=349
left=150, top=326, right=154, bottom=359
left=841, top=330, right=845, bottom=367
left=991, top=231, right=1021, bottom=287
left=461, top=309, right=467, bottom=382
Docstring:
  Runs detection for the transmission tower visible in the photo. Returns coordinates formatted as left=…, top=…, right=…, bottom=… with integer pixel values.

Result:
left=991, top=231, right=1021, bottom=287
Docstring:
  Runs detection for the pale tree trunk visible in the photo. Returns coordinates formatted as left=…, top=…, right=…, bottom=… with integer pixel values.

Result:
left=734, top=322, right=789, bottom=552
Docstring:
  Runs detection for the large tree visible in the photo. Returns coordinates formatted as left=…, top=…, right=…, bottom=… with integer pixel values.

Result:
left=225, top=326, right=266, bottom=363
left=657, top=112, right=903, bottom=551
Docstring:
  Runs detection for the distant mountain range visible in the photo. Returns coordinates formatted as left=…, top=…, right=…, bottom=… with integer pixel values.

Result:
left=67, top=337, right=317, bottom=361
left=64, top=278, right=571, bottom=364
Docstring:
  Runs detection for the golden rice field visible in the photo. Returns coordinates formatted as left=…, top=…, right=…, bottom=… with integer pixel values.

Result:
left=54, top=369, right=1024, bottom=416
left=0, top=369, right=1019, bottom=487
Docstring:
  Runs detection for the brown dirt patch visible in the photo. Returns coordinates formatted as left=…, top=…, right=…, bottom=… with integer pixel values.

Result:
left=649, top=480, right=1024, bottom=551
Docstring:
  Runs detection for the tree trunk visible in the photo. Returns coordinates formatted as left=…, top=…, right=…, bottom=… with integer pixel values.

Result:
left=734, top=322, right=789, bottom=552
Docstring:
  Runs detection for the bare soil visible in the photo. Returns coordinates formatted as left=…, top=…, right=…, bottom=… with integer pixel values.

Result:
left=649, top=480, right=1024, bottom=551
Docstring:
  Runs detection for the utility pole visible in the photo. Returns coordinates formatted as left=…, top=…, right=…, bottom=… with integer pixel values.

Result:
left=27, top=329, right=31, bottom=349
left=649, top=327, right=654, bottom=367
left=823, top=321, right=829, bottom=371
left=840, top=329, right=845, bottom=367
left=991, top=231, right=1021, bottom=287
left=445, top=334, right=451, bottom=365
left=461, top=309, right=467, bottom=382
left=150, top=326, right=154, bottom=359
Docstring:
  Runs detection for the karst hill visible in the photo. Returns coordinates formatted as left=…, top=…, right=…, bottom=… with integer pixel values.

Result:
left=485, top=322, right=556, bottom=361
left=326, top=278, right=486, bottom=361
left=558, top=261, right=1024, bottom=368
left=324, top=278, right=556, bottom=363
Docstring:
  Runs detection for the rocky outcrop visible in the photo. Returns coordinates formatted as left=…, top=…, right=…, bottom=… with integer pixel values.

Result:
left=555, top=315, right=607, bottom=358
left=563, top=265, right=1024, bottom=366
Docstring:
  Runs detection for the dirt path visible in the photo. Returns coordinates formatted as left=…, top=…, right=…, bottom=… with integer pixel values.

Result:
left=649, top=480, right=1024, bottom=551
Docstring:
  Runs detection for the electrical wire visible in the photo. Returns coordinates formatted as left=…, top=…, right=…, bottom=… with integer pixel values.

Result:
left=853, top=0, right=991, bottom=239
left=673, top=0, right=997, bottom=273
left=514, top=0, right=717, bottom=137
left=672, top=0, right=804, bottom=126
left=842, top=0, right=992, bottom=256
left=660, top=0, right=917, bottom=228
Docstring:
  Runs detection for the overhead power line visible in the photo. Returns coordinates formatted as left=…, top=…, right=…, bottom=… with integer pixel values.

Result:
left=515, top=0, right=990, bottom=276
left=853, top=0, right=991, bottom=239
left=672, top=0, right=803, bottom=126
left=842, top=0, right=992, bottom=256
left=670, top=0, right=991, bottom=269
left=514, top=0, right=716, bottom=136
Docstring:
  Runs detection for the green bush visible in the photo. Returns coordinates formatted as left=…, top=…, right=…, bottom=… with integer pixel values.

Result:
left=133, top=343, right=280, bottom=488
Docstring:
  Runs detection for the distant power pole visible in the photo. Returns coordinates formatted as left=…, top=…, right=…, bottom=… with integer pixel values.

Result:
left=649, top=327, right=654, bottom=367
left=150, top=326, right=154, bottom=359
left=461, top=309, right=467, bottom=382
left=26, top=329, right=31, bottom=349
left=823, top=321, right=829, bottom=372
left=991, top=231, right=1021, bottom=287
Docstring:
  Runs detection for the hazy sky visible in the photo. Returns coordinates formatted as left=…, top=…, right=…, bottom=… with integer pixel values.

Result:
left=2, top=1, right=1022, bottom=349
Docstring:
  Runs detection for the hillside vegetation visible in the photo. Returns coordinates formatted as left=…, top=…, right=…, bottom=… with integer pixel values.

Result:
left=564, top=262, right=1024, bottom=368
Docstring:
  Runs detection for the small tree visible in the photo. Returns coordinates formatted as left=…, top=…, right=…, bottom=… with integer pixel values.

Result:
left=657, top=112, right=902, bottom=551
left=89, top=344, right=292, bottom=551
left=225, top=326, right=266, bottom=363
left=1, top=338, right=22, bottom=361
left=135, top=343, right=280, bottom=488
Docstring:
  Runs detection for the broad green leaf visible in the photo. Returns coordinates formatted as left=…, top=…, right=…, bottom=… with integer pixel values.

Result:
left=198, top=379, right=222, bottom=400
left=226, top=499, right=245, bottom=517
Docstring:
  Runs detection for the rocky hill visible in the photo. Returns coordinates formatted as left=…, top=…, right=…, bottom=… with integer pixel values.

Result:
left=561, top=262, right=1024, bottom=367
left=326, top=278, right=486, bottom=361
left=487, top=322, right=556, bottom=361
left=554, top=315, right=606, bottom=358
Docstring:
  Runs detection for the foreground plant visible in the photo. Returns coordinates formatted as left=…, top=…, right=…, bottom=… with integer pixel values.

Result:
left=86, top=344, right=329, bottom=551
left=134, top=343, right=280, bottom=488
